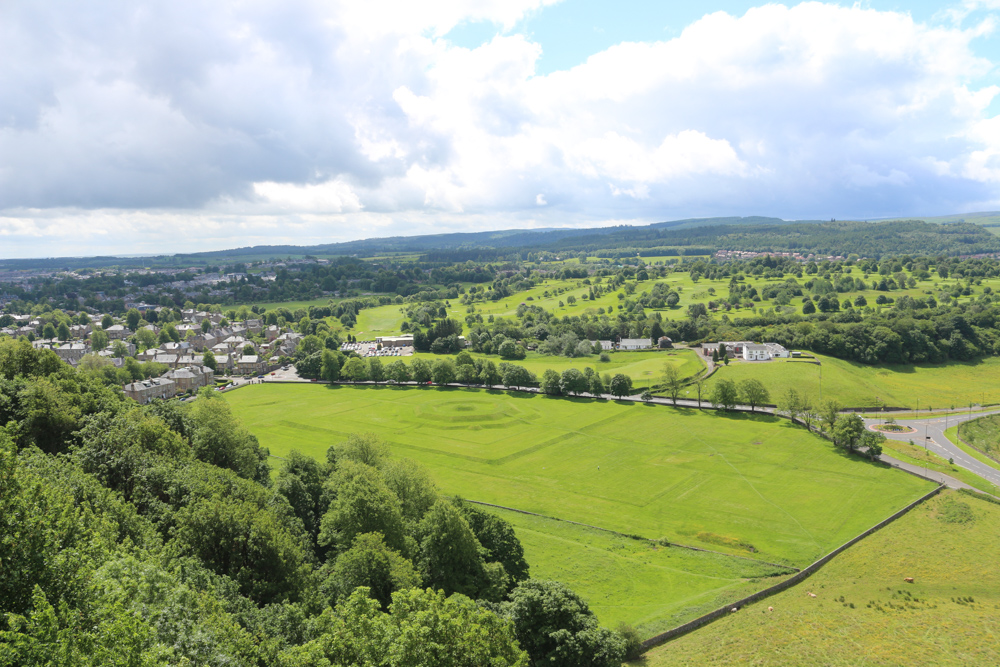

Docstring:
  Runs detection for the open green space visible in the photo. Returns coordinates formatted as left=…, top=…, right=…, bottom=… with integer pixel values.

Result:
left=491, top=507, right=793, bottom=636
left=957, top=414, right=1000, bottom=461
left=226, top=384, right=932, bottom=566
left=354, top=303, right=407, bottom=337
left=409, top=348, right=705, bottom=389
left=642, top=489, right=1000, bottom=666
left=701, top=353, right=1000, bottom=409
left=878, top=438, right=997, bottom=494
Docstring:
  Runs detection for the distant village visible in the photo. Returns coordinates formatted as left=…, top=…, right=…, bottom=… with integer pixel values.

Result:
left=1, top=307, right=305, bottom=404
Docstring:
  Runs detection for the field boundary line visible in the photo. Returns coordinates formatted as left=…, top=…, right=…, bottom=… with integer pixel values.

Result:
left=460, top=499, right=799, bottom=572
left=638, top=484, right=944, bottom=654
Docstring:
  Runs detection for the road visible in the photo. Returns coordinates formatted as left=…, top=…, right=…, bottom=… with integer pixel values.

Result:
left=863, top=410, right=1000, bottom=491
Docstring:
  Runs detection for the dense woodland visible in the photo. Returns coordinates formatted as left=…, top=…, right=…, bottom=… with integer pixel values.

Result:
left=0, top=338, right=634, bottom=666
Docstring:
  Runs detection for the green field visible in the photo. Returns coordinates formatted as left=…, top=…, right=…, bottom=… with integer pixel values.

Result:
left=957, top=415, right=1000, bottom=461
left=643, top=489, right=1000, bottom=666
left=701, top=354, right=1000, bottom=409
left=490, top=507, right=793, bottom=636
left=227, top=384, right=931, bottom=566
left=409, top=348, right=705, bottom=389
left=354, top=303, right=407, bottom=337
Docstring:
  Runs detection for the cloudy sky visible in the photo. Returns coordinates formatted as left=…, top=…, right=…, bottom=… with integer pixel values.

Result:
left=2, top=0, right=1000, bottom=258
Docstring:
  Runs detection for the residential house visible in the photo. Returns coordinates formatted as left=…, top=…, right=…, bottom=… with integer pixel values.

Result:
left=742, top=344, right=770, bottom=361
left=237, top=355, right=263, bottom=375
left=123, top=377, right=176, bottom=404
left=105, top=324, right=132, bottom=340
left=618, top=338, right=652, bottom=351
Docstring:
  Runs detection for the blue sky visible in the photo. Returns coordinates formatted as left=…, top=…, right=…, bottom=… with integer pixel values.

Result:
left=1, top=0, right=1000, bottom=257
left=449, top=1, right=971, bottom=72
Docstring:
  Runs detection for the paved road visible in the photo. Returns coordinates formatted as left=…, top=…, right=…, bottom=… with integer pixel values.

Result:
left=863, top=410, right=1000, bottom=491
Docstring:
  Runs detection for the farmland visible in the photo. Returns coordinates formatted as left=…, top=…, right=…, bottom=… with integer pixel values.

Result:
left=227, top=384, right=931, bottom=568
left=642, top=490, right=1000, bottom=666
left=488, top=507, right=794, bottom=636
left=701, top=353, right=1000, bottom=409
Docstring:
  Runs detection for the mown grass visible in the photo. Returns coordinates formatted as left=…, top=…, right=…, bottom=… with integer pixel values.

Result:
left=354, top=304, right=407, bottom=337
left=487, top=507, right=793, bottom=636
left=701, top=353, right=1000, bottom=409
left=641, top=490, right=1000, bottom=666
left=226, top=384, right=931, bottom=565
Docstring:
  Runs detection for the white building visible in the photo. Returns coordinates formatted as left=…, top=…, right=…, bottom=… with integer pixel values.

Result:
left=618, top=338, right=652, bottom=351
left=765, top=343, right=790, bottom=358
left=742, top=344, right=770, bottom=361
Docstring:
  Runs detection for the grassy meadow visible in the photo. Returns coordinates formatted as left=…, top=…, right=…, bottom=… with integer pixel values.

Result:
left=701, top=353, right=1000, bottom=409
left=227, top=384, right=932, bottom=566
left=957, top=415, right=1000, bottom=461
left=490, top=507, right=794, bottom=636
left=642, top=490, right=1000, bottom=666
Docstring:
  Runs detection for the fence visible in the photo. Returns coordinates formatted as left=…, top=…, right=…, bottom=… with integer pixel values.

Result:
left=639, top=484, right=944, bottom=652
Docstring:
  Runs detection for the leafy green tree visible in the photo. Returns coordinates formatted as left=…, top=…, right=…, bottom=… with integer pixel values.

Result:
left=832, top=414, right=866, bottom=451
left=739, top=378, right=770, bottom=412
left=455, top=500, right=529, bottom=583
left=456, top=363, right=479, bottom=384
left=125, top=308, right=141, bottom=330
left=480, top=360, right=501, bottom=387
left=111, top=340, right=129, bottom=358
left=56, top=322, right=70, bottom=341
left=410, top=358, right=432, bottom=383
left=337, top=432, right=390, bottom=468
left=540, top=369, right=562, bottom=395
left=368, top=357, right=385, bottom=382
left=710, top=378, right=739, bottom=411
left=417, top=500, right=503, bottom=600
left=861, top=431, right=885, bottom=460
left=342, top=357, right=368, bottom=383
left=609, top=373, right=633, bottom=398
left=275, top=450, right=328, bottom=541
left=455, top=350, right=475, bottom=366
left=502, top=364, right=532, bottom=390
left=202, top=349, right=217, bottom=372
left=776, top=387, right=801, bottom=422
left=101, top=314, right=114, bottom=329
left=90, top=328, right=109, bottom=352
left=201, top=318, right=212, bottom=333
left=321, top=349, right=341, bottom=381
left=319, top=461, right=407, bottom=554
left=41, top=323, right=56, bottom=340
left=188, top=393, right=269, bottom=482
left=501, top=579, right=626, bottom=667
left=820, top=399, right=842, bottom=432
left=284, top=587, right=528, bottom=666
left=431, top=359, right=456, bottom=385
left=560, top=368, right=589, bottom=395
left=170, top=495, right=309, bottom=604
left=382, top=457, right=438, bottom=521
left=589, top=373, right=605, bottom=396
left=388, top=359, right=411, bottom=383
left=662, top=363, right=682, bottom=404
left=323, top=532, right=420, bottom=609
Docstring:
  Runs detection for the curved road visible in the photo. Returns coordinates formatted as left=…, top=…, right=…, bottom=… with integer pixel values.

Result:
left=863, top=410, right=1000, bottom=491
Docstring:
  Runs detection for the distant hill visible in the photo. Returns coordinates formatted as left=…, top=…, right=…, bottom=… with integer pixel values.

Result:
left=1, top=214, right=997, bottom=271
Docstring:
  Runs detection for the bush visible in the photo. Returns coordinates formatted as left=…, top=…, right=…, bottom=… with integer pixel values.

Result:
left=599, top=352, right=610, bottom=362
left=616, top=623, right=644, bottom=661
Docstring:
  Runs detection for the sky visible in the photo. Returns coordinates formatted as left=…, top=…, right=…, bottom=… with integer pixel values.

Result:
left=2, top=1, right=1000, bottom=258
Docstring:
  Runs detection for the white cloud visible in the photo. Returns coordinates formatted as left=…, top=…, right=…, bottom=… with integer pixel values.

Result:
left=1, top=1, right=1000, bottom=256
